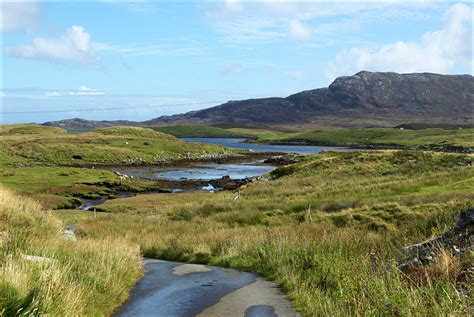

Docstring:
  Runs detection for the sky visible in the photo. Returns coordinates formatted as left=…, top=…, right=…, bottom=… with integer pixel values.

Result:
left=1, top=0, right=472, bottom=124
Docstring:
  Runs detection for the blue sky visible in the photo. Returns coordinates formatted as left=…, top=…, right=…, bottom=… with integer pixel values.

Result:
left=1, top=1, right=472, bottom=123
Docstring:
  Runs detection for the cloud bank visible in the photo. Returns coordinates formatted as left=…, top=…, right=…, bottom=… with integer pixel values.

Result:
left=325, top=3, right=473, bottom=79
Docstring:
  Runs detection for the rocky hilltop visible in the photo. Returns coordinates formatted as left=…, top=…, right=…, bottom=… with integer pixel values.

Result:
left=44, top=71, right=474, bottom=130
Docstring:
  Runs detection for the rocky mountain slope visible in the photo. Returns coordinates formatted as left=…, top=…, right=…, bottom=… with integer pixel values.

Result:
left=44, top=71, right=474, bottom=129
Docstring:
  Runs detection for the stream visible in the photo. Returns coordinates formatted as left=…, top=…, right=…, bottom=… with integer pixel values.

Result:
left=78, top=139, right=350, bottom=211
left=78, top=160, right=276, bottom=210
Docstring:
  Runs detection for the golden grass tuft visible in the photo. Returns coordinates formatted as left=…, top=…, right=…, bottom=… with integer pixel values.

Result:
left=0, top=187, right=142, bottom=316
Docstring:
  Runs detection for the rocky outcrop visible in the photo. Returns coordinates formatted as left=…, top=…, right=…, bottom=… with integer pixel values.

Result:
left=397, top=208, right=473, bottom=272
left=263, top=155, right=299, bottom=166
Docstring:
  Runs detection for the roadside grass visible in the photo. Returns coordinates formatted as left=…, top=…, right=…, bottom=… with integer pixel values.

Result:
left=0, top=187, right=142, bottom=316
left=54, top=150, right=473, bottom=316
left=257, top=127, right=474, bottom=150
left=0, top=124, right=233, bottom=167
left=151, top=125, right=253, bottom=138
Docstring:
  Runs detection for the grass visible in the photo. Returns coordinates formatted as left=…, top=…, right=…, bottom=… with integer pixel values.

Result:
left=151, top=125, right=253, bottom=138
left=257, top=127, right=474, bottom=151
left=0, top=165, right=162, bottom=209
left=54, top=150, right=472, bottom=316
left=0, top=187, right=142, bottom=316
left=0, top=124, right=234, bottom=167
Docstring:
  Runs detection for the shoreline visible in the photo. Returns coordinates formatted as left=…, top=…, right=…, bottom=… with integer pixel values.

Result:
left=244, top=139, right=472, bottom=154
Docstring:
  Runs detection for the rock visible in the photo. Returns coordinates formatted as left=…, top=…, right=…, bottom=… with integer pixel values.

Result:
left=209, top=175, right=247, bottom=191
left=397, top=207, right=473, bottom=272
left=452, top=207, right=474, bottom=234
left=21, top=254, right=56, bottom=264
left=114, top=171, right=130, bottom=180
left=66, top=223, right=78, bottom=231
left=62, top=224, right=77, bottom=241
left=62, top=229, right=76, bottom=241
left=264, top=155, right=298, bottom=166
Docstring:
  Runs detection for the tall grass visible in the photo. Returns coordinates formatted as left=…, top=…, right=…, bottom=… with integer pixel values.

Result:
left=0, top=188, right=142, bottom=316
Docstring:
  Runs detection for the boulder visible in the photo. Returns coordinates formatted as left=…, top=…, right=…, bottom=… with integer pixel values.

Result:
left=397, top=208, right=473, bottom=272
left=62, top=223, right=77, bottom=241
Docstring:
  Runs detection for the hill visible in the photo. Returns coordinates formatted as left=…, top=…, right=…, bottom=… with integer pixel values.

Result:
left=43, top=71, right=473, bottom=130
left=0, top=125, right=231, bottom=167
left=149, top=71, right=473, bottom=127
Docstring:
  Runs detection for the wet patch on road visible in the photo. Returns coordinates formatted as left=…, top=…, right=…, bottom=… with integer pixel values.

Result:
left=244, top=305, right=278, bottom=317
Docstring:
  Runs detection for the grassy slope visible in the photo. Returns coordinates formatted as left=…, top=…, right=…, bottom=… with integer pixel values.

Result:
left=257, top=127, right=474, bottom=150
left=151, top=125, right=253, bottom=138
left=0, top=166, right=161, bottom=209
left=0, top=124, right=234, bottom=208
left=0, top=187, right=142, bottom=316
left=0, top=124, right=233, bottom=167
left=57, top=151, right=473, bottom=316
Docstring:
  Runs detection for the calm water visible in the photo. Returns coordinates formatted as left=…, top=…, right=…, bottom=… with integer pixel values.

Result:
left=117, top=161, right=275, bottom=181
left=150, top=163, right=274, bottom=181
left=181, top=138, right=349, bottom=154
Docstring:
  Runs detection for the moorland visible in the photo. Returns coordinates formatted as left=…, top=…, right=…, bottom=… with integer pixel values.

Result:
left=1, top=124, right=473, bottom=316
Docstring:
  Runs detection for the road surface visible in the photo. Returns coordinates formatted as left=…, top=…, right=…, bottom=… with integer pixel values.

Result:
left=116, top=259, right=299, bottom=317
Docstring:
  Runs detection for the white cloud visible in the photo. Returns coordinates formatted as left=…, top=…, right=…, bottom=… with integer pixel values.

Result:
left=44, top=91, right=61, bottom=97
left=1, top=1, right=41, bottom=32
left=5, top=25, right=99, bottom=66
left=205, top=1, right=437, bottom=44
left=69, top=86, right=105, bottom=96
left=0, top=92, right=6, bottom=97
left=93, top=40, right=211, bottom=57
left=288, top=19, right=312, bottom=40
left=325, top=3, right=473, bottom=79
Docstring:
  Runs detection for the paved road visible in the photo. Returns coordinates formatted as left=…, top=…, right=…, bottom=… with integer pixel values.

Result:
left=116, top=259, right=299, bottom=317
